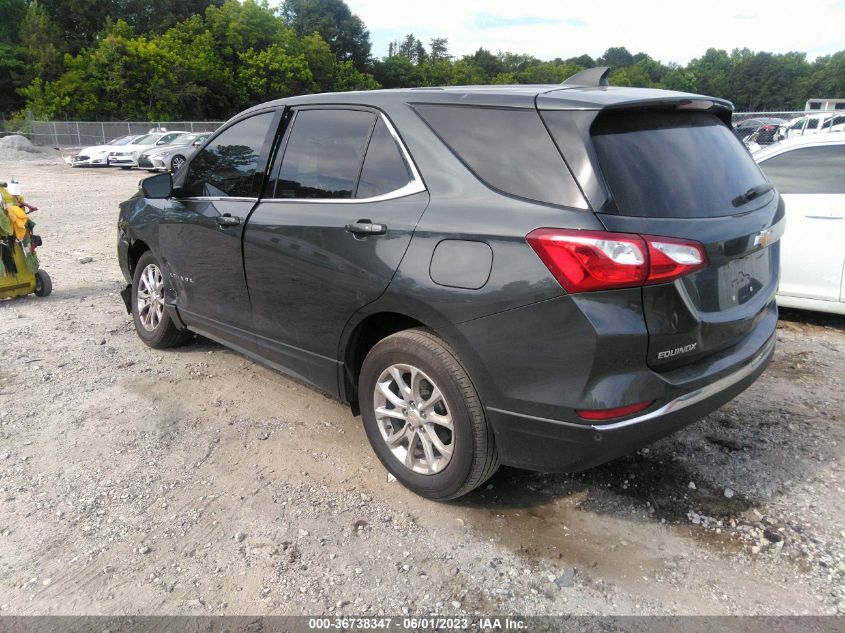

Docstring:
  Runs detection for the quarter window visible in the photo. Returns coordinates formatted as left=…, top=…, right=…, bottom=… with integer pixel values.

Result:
left=357, top=118, right=413, bottom=198
left=274, top=109, right=375, bottom=199
left=759, top=145, right=845, bottom=194
left=413, top=104, right=585, bottom=208
left=184, top=112, right=275, bottom=198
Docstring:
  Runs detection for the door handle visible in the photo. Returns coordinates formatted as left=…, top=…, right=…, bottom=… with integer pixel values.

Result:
left=216, top=214, right=241, bottom=227
left=345, top=220, right=387, bottom=237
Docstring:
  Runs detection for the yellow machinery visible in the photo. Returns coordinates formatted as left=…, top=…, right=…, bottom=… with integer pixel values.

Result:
left=0, top=181, right=51, bottom=300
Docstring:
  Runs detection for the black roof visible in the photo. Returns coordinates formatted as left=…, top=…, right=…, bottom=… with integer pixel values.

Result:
left=242, top=84, right=733, bottom=118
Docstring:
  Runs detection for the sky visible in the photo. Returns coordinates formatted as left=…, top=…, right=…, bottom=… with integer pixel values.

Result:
left=346, top=0, right=845, bottom=64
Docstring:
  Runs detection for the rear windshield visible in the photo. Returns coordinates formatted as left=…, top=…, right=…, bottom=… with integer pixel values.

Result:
left=587, top=111, right=768, bottom=218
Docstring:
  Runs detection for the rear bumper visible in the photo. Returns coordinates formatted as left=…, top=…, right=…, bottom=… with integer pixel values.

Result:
left=486, top=331, right=775, bottom=472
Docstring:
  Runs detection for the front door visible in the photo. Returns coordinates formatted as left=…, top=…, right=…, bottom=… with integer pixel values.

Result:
left=243, top=107, right=429, bottom=393
left=158, top=110, right=280, bottom=346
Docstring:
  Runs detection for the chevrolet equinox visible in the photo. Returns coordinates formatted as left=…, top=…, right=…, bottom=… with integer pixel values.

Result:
left=117, top=68, right=782, bottom=499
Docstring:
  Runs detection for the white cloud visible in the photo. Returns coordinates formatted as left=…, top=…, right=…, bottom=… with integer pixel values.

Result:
left=347, top=0, right=845, bottom=63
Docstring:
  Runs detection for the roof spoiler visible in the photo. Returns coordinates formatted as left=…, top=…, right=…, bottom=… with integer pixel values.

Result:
left=562, top=66, right=611, bottom=87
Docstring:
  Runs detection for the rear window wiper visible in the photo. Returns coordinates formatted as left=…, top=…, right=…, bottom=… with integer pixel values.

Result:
left=732, top=183, right=773, bottom=207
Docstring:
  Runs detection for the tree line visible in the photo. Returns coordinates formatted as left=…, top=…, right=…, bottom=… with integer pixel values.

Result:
left=1, top=0, right=843, bottom=124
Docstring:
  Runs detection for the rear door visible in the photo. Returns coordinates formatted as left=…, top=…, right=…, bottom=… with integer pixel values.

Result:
left=541, top=105, right=782, bottom=371
left=242, top=106, right=428, bottom=392
left=757, top=143, right=845, bottom=302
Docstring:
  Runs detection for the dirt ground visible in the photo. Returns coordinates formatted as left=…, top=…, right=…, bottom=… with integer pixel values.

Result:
left=1, top=158, right=844, bottom=617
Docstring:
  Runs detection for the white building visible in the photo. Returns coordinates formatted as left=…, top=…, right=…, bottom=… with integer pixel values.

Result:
left=805, top=98, right=845, bottom=111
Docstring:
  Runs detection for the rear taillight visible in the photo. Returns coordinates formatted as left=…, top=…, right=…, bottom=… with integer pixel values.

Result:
left=526, top=229, right=707, bottom=293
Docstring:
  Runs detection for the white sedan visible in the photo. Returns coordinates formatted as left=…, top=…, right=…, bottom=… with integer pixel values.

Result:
left=754, top=132, right=845, bottom=315
left=69, top=135, right=140, bottom=167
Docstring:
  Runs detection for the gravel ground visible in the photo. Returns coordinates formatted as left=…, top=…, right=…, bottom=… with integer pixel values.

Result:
left=1, top=159, right=844, bottom=616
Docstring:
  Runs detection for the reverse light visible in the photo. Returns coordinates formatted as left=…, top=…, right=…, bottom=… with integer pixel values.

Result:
left=645, top=237, right=707, bottom=285
left=527, top=228, right=707, bottom=293
left=576, top=400, right=654, bottom=421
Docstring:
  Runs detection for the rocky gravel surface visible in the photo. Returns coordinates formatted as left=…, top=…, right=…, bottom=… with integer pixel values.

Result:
left=0, top=160, right=844, bottom=616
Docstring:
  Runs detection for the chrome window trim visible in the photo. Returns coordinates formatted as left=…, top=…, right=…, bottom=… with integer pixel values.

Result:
left=178, top=196, right=259, bottom=203
left=263, top=111, right=426, bottom=204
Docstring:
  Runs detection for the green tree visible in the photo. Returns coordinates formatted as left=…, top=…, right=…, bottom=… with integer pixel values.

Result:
left=115, top=0, right=224, bottom=35
left=372, top=55, right=418, bottom=88
left=599, top=47, right=634, bottom=68
left=20, top=1, right=65, bottom=81
left=0, top=43, right=25, bottom=114
left=0, top=0, right=26, bottom=43
left=469, top=48, right=504, bottom=79
left=429, top=37, right=450, bottom=62
left=332, top=60, right=379, bottom=91
left=239, top=44, right=314, bottom=103
left=280, top=0, right=371, bottom=70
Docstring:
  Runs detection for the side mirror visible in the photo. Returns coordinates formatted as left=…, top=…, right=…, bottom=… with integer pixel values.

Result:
left=141, top=173, right=173, bottom=199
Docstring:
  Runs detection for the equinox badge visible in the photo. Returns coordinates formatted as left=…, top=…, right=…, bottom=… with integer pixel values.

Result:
left=657, top=343, right=698, bottom=360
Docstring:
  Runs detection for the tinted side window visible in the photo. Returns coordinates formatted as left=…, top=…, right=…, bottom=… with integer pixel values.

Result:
left=356, top=118, right=412, bottom=199
left=184, top=112, right=275, bottom=198
left=413, top=104, right=586, bottom=208
left=275, top=109, right=375, bottom=199
left=760, top=145, right=845, bottom=194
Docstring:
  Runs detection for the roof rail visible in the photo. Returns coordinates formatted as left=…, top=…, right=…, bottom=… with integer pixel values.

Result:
left=562, top=66, right=611, bottom=87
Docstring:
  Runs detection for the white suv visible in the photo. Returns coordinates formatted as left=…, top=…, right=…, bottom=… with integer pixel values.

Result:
left=779, top=113, right=845, bottom=140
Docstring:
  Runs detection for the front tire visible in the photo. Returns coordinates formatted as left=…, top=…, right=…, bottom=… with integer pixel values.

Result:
left=170, top=155, right=186, bottom=172
left=131, top=251, right=189, bottom=349
left=358, top=329, right=499, bottom=500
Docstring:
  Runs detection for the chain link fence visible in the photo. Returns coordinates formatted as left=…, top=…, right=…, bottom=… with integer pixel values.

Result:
left=0, top=121, right=224, bottom=149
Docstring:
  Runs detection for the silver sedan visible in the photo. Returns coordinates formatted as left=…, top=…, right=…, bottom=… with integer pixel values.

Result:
left=137, top=133, right=212, bottom=172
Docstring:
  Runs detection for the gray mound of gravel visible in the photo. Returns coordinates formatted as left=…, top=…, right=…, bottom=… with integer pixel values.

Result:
left=0, top=134, right=45, bottom=161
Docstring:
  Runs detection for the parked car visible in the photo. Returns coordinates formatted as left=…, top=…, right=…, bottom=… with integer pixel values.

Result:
left=117, top=75, right=781, bottom=499
left=70, top=135, right=140, bottom=167
left=777, top=113, right=845, bottom=140
left=109, top=131, right=188, bottom=169
left=137, top=133, right=213, bottom=172
left=820, top=113, right=845, bottom=133
left=733, top=117, right=785, bottom=145
left=755, top=132, right=845, bottom=315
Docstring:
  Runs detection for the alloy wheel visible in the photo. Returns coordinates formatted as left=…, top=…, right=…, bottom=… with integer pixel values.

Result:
left=373, top=363, right=454, bottom=474
left=137, top=263, right=165, bottom=332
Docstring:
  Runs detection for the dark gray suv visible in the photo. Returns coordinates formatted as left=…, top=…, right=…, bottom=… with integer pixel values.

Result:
left=117, top=69, right=782, bottom=500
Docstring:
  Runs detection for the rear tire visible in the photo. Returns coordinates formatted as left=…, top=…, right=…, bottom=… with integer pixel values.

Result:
left=131, top=251, right=190, bottom=349
left=34, top=270, right=52, bottom=297
left=358, top=328, right=499, bottom=500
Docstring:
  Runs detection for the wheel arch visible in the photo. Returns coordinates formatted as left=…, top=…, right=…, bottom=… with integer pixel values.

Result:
left=339, top=303, right=494, bottom=417
left=341, top=311, right=425, bottom=414
left=127, top=238, right=151, bottom=279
